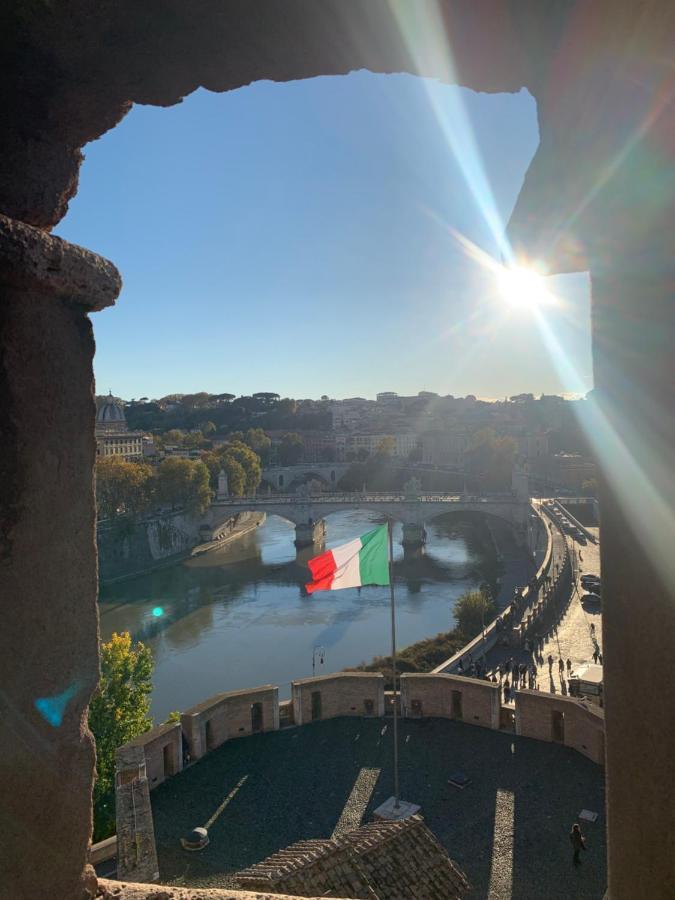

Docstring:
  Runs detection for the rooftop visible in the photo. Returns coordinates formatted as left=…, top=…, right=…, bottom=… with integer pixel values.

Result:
left=236, top=815, right=468, bottom=899
left=150, top=717, right=606, bottom=899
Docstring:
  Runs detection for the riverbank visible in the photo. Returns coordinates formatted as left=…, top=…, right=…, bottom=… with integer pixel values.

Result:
left=189, top=512, right=265, bottom=557
left=346, top=629, right=465, bottom=687
left=98, top=509, right=264, bottom=585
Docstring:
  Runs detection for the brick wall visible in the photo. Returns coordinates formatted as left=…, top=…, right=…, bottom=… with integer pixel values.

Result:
left=400, top=673, right=501, bottom=729
left=125, top=722, right=182, bottom=790
left=515, top=690, right=605, bottom=764
left=291, top=673, right=385, bottom=726
left=181, top=685, right=279, bottom=760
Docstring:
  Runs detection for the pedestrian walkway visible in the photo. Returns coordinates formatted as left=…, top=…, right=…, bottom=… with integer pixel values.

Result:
left=461, top=527, right=602, bottom=701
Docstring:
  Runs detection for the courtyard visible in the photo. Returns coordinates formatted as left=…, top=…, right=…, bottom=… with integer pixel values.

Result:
left=151, top=716, right=606, bottom=899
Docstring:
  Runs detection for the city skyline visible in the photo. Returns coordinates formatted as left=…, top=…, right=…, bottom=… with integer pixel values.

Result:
left=57, top=72, right=592, bottom=400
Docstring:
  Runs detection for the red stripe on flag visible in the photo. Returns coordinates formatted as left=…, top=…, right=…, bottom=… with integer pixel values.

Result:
left=305, top=548, right=337, bottom=594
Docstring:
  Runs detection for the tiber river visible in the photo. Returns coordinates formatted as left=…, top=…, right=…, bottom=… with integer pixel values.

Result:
left=99, top=510, right=522, bottom=723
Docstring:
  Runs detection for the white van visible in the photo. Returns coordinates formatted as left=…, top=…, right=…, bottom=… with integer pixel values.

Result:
left=568, top=663, right=603, bottom=706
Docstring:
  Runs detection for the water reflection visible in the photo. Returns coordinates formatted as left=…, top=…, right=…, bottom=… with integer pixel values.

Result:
left=99, top=510, right=509, bottom=721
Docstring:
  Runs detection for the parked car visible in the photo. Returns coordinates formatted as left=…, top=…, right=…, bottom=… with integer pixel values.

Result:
left=581, top=592, right=602, bottom=606
left=581, top=574, right=601, bottom=589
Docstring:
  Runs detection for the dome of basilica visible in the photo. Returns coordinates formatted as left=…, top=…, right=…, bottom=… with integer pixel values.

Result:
left=96, top=393, right=126, bottom=426
left=96, top=394, right=126, bottom=424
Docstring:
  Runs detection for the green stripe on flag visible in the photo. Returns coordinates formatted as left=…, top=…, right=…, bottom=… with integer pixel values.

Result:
left=358, top=524, right=390, bottom=586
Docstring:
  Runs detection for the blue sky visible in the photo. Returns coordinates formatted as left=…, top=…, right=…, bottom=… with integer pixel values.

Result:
left=56, top=72, right=592, bottom=401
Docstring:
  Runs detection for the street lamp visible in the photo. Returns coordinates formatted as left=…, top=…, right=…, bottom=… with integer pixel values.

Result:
left=312, top=645, right=325, bottom=676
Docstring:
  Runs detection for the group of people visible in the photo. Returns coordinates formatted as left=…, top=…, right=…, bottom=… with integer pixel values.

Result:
left=457, top=653, right=541, bottom=702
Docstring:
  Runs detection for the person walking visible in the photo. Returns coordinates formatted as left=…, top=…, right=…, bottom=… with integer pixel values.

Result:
left=548, top=654, right=554, bottom=672
left=558, top=657, right=565, bottom=675
left=593, top=647, right=599, bottom=664
left=569, top=823, right=587, bottom=866
left=566, top=658, right=572, bottom=675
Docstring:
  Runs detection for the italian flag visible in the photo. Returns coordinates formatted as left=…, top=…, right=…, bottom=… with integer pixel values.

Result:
left=305, top=524, right=390, bottom=594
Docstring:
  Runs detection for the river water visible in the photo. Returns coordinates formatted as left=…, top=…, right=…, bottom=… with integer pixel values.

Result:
left=99, top=510, right=510, bottom=722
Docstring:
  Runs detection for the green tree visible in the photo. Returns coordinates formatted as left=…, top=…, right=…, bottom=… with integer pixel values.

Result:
left=155, top=457, right=212, bottom=513
left=453, top=590, right=497, bottom=641
left=464, top=428, right=516, bottom=492
left=376, top=436, right=396, bottom=457
left=224, top=441, right=262, bottom=494
left=95, top=457, right=153, bottom=519
left=582, top=478, right=598, bottom=497
left=202, top=442, right=262, bottom=496
left=244, top=427, right=272, bottom=464
left=277, top=432, right=304, bottom=466
left=163, top=428, right=185, bottom=445
left=88, top=632, right=154, bottom=841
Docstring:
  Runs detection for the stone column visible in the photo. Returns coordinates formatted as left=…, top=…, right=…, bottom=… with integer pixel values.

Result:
left=0, top=215, right=120, bottom=898
left=401, top=523, right=426, bottom=549
left=590, top=248, right=675, bottom=898
left=115, top=745, right=159, bottom=883
left=294, top=519, right=326, bottom=548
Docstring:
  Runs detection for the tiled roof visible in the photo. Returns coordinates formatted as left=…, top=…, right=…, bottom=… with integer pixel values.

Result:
left=235, top=814, right=469, bottom=899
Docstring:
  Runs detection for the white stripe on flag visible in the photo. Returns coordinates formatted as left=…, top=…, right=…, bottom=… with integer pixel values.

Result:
left=331, top=537, right=363, bottom=590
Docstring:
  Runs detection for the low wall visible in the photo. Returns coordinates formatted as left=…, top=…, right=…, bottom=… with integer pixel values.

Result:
left=181, top=685, right=279, bottom=760
left=433, top=503, right=555, bottom=674
left=515, top=690, right=605, bottom=764
left=124, top=721, right=183, bottom=789
left=98, top=510, right=260, bottom=583
left=99, top=878, right=353, bottom=900
left=292, top=672, right=385, bottom=726
left=400, top=673, right=500, bottom=729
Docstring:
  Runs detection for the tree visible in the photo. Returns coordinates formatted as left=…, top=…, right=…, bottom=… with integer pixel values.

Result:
left=96, top=457, right=153, bottom=519
left=202, top=441, right=262, bottom=496
left=252, top=392, right=280, bottom=406
left=223, top=441, right=262, bottom=494
left=375, top=436, right=396, bottom=457
left=88, top=632, right=153, bottom=840
left=163, top=428, right=185, bottom=445
left=582, top=478, right=598, bottom=497
left=453, top=590, right=497, bottom=641
left=464, top=428, right=516, bottom=492
left=277, top=432, right=304, bottom=466
left=155, top=457, right=212, bottom=513
left=244, top=427, right=272, bottom=464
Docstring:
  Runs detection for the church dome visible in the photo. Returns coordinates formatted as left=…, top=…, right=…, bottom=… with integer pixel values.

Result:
left=97, top=394, right=126, bottom=424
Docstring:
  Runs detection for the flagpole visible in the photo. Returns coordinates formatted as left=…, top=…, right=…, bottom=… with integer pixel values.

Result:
left=388, top=519, right=400, bottom=810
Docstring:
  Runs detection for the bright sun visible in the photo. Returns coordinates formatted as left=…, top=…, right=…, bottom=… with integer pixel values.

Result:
left=497, top=265, right=553, bottom=310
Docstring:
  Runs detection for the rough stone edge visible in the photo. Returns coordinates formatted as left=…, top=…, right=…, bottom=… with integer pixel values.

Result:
left=97, top=878, right=355, bottom=899
left=0, top=213, right=121, bottom=309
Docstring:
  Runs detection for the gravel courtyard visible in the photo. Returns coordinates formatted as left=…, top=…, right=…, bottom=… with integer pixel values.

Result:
left=151, top=717, right=606, bottom=899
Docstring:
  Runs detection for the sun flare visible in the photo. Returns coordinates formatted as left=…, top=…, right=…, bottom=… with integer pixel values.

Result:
left=497, top=265, right=554, bottom=310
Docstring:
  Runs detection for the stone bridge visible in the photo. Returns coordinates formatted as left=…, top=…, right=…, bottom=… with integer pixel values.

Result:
left=260, top=461, right=464, bottom=491
left=261, top=463, right=350, bottom=491
left=203, top=491, right=533, bottom=548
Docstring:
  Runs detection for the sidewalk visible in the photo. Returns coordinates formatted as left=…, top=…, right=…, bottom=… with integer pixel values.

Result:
left=479, top=527, right=602, bottom=697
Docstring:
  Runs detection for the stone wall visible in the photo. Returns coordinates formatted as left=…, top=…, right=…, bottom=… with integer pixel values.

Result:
left=125, top=722, right=183, bottom=789
left=98, top=879, right=353, bottom=900
left=291, top=673, right=385, bottom=726
left=98, top=510, right=261, bottom=583
left=181, top=685, right=279, bottom=761
left=516, top=690, right=605, bottom=765
left=115, top=744, right=159, bottom=883
left=400, top=673, right=501, bottom=730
